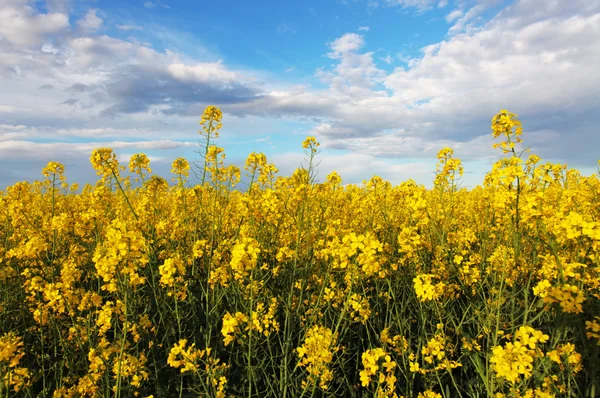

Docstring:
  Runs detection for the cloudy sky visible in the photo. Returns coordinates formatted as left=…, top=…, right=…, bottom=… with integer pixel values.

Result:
left=1, top=0, right=599, bottom=189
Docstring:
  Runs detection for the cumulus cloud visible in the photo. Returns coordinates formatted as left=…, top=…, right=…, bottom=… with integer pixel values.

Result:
left=45, top=0, right=71, bottom=13
left=447, top=3, right=490, bottom=35
left=384, top=3, right=600, bottom=116
left=0, top=0, right=69, bottom=47
left=167, top=62, right=238, bottom=83
left=100, top=64, right=260, bottom=116
left=0, top=0, right=599, bottom=188
left=328, top=33, right=365, bottom=57
left=256, top=0, right=600, bottom=166
left=77, top=9, right=103, bottom=33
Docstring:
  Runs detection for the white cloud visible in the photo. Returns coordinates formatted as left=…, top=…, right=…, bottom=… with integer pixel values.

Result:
left=44, top=0, right=70, bottom=13
left=77, top=9, right=103, bottom=33
left=0, top=1, right=69, bottom=46
left=445, top=9, right=463, bottom=23
left=358, top=26, right=370, bottom=32
left=270, top=150, right=434, bottom=187
left=118, top=154, right=166, bottom=163
left=55, top=127, right=153, bottom=138
left=167, top=62, right=237, bottom=83
left=0, top=138, right=194, bottom=188
left=1, top=0, right=599, bottom=189
left=0, top=139, right=195, bottom=158
left=117, top=24, right=142, bottom=31
left=320, top=33, right=387, bottom=95
left=319, top=129, right=496, bottom=160
left=0, top=124, right=36, bottom=141
left=384, top=8, right=600, bottom=112
left=241, top=0, right=600, bottom=167
left=448, top=3, right=489, bottom=35
left=0, top=105, right=28, bottom=113
left=379, top=0, right=439, bottom=13
left=380, top=54, right=393, bottom=64
left=328, top=33, right=365, bottom=57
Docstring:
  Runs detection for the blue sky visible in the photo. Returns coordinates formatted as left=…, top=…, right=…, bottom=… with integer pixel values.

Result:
left=1, top=0, right=599, bottom=189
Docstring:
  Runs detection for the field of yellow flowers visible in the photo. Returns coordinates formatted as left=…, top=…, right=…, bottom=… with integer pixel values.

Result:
left=1, top=107, right=599, bottom=397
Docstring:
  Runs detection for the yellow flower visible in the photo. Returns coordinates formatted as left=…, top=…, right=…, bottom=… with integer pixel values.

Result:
left=302, top=136, right=320, bottom=150
left=129, top=153, right=152, bottom=175
left=413, top=274, right=445, bottom=302
left=171, top=157, right=190, bottom=177
left=221, top=312, right=248, bottom=346
left=199, top=106, right=223, bottom=138
left=90, top=148, right=122, bottom=177
left=296, top=325, right=338, bottom=390
left=419, top=391, right=442, bottom=398
left=490, top=326, right=548, bottom=384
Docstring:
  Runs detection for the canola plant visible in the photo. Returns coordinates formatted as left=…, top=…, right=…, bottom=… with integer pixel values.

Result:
left=0, top=108, right=599, bottom=397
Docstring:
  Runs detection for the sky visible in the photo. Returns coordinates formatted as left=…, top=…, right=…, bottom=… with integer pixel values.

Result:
left=1, top=0, right=599, bottom=189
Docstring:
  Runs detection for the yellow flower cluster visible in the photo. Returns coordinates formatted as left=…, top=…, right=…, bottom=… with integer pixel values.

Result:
left=296, top=325, right=338, bottom=390
left=434, top=147, right=463, bottom=187
left=318, top=231, right=387, bottom=282
left=229, top=236, right=261, bottom=282
left=490, top=326, right=549, bottom=384
left=92, top=219, right=148, bottom=292
left=168, top=340, right=228, bottom=396
left=380, top=328, right=408, bottom=355
left=171, top=157, right=190, bottom=182
left=547, top=343, right=582, bottom=374
left=359, top=347, right=398, bottom=398
left=199, top=105, right=223, bottom=137
left=542, top=283, right=586, bottom=314
left=249, top=298, right=280, bottom=336
left=79, top=338, right=149, bottom=396
left=159, top=255, right=188, bottom=299
left=0, top=332, right=31, bottom=392
left=408, top=330, right=462, bottom=376
left=348, top=293, right=372, bottom=324
left=168, top=339, right=207, bottom=373
left=586, top=317, right=600, bottom=343
left=129, top=153, right=152, bottom=178
left=491, top=109, right=523, bottom=151
left=111, top=352, right=149, bottom=389
left=418, top=392, right=443, bottom=398
left=413, top=274, right=446, bottom=302
left=1, top=107, right=599, bottom=396
left=90, top=148, right=123, bottom=179
left=221, top=312, right=248, bottom=346
left=302, top=136, right=320, bottom=151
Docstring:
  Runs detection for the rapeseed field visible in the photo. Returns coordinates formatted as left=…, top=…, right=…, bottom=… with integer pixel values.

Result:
left=1, top=107, right=599, bottom=397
